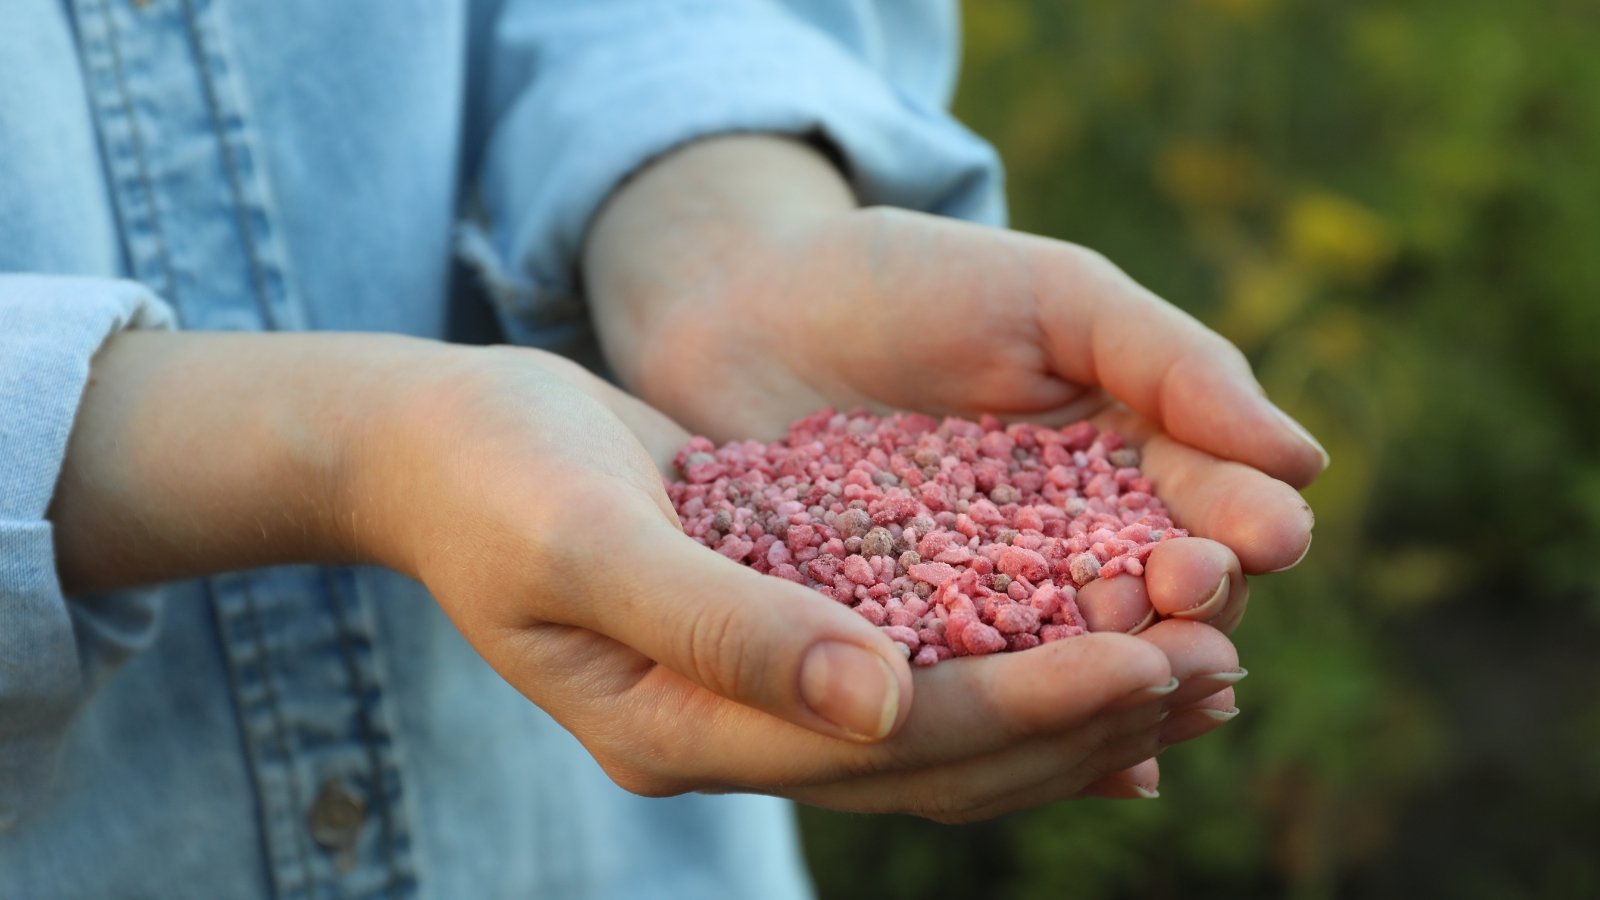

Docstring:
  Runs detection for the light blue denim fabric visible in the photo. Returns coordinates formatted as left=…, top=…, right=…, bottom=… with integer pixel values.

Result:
left=0, top=1, right=1004, bottom=896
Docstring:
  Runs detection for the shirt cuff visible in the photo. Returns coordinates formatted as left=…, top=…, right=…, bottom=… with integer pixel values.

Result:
left=0, top=275, right=173, bottom=828
left=458, top=2, right=1005, bottom=332
left=0, top=275, right=174, bottom=522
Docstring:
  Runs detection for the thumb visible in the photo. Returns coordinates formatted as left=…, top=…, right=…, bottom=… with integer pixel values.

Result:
left=566, top=514, right=915, bottom=742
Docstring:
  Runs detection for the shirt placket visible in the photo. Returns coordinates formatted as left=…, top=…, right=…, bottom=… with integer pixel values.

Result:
left=208, top=566, right=420, bottom=899
left=69, top=0, right=416, bottom=896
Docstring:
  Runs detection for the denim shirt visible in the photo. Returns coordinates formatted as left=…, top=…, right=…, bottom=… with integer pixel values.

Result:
left=0, top=1, right=1003, bottom=896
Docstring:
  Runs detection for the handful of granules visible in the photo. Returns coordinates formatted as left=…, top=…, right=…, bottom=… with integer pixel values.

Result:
left=667, top=409, right=1186, bottom=666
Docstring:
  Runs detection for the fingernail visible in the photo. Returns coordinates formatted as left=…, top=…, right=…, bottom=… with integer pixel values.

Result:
left=1196, top=667, right=1249, bottom=686
left=800, top=642, right=899, bottom=740
left=1129, top=783, right=1160, bottom=800
left=1173, top=573, right=1230, bottom=620
left=1268, top=403, right=1330, bottom=470
left=1160, top=707, right=1240, bottom=745
left=1127, top=607, right=1158, bottom=635
left=1267, top=532, right=1314, bottom=574
left=1124, top=676, right=1180, bottom=704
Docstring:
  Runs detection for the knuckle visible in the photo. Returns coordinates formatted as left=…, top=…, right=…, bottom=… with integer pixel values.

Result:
left=909, top=769, right=1005, bottom=825
left=843, top=738, right=925, bottom=781
left=683, top=602, right=758, bottom=703
left=588, top=722, right=702, bottom=798
left=877, top=738, right=936, bottom=775
left=598, top=758, right=691, bottom=799
left=1084, top=728, right=1162, bottom=780
left=1212, top=336, right=1254, bottom=376
left=1084, top=716, right=1123, bottom=754
left=581, top=706, right=702, bottom=799
left=1067, top=242, right=1116, bottom=273
left=1057, top=243, right=1128, bottom=292
left=1183, top=330, right=1255, bottom=382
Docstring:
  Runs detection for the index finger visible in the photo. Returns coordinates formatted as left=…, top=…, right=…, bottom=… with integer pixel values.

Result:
left=1030, top=239, right=1328, bottom=488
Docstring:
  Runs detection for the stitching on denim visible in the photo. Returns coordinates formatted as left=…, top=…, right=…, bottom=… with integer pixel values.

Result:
left=94, top=0, right=179, bottom=301
left=319, top=568, right=418, bottom=895
left=204, top=579, right=299, bottom=898
left=208, top=575, right=318, bottom=899
left=177, top=0, right=282, bottom=330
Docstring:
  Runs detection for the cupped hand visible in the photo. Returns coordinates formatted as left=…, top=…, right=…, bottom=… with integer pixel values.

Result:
left=352, top=346, right=1237, bottom=820
left=587, top=151, right=1319, bottom=633
left=582, top=137, right=1320, bottom=798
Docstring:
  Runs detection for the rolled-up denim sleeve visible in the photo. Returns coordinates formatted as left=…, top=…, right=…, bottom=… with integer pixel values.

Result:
left=457, top=0, right=1005, bottom=330
left=0, top=275, right=174, bottom=828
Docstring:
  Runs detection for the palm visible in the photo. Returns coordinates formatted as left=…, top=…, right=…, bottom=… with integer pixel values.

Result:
left=779, top=209, right=1098, bottom=420
left=643, top=208, right=1086, bottom=441
left=623, top=208, right=1315, bottom=589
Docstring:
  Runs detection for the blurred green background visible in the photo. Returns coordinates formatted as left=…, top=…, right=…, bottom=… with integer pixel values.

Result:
left=798, top=1, right=1600, bottom=897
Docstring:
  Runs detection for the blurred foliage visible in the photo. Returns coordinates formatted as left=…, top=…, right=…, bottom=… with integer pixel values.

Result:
left=800, top=1, right=1600, bottom=897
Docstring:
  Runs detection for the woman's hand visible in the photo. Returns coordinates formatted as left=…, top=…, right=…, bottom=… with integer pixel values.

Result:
left=583, top=136, right=1319, bottom=799
left=359, top=345, right=1242, bottom=819
left=585, top=136, right=1318, bottom=632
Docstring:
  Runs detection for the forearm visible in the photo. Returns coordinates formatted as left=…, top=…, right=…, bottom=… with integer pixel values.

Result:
left=47, top=331, right=433, bottom=593
left=583, top=135, right=856, bottom=387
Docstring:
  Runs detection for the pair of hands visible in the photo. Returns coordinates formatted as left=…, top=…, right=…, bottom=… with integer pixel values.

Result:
left=365, top=138, right=1322, bottom=821
left=46, top=136, right=1320, bottom=819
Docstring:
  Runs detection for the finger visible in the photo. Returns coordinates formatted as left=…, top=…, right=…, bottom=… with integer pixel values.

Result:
left=1100, top=410, right=1315, bottom=574
left=1208, top=582, right=1251, bottom=634
left=553, top=508, right=915, bottom=743
left=1159, top=688, right=1239, bottom=747
left=946, top=726, right=1166, bottom=821
left=570, top=628, right=1175, bottom=794
left=1133, top=618, right=1243, bottom=708
left=885, top=633, right=1170, bottom=758
left=1032, top=240, right=1328, bottom=487
left=1077, top=575, right=1156, bottom=633
left=1079, top=758, right=1162, bottom=800
left=1143, top=537, right=1245, bottom=624
left=812, top=631, right=1171, bottom=775
left=787, top=698, right=1168, bottom=820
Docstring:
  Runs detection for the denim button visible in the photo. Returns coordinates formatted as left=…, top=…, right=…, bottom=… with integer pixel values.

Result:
left=307, top=778, right=366, bottom=859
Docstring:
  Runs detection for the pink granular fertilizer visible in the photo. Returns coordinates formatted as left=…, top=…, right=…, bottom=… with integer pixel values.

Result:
left=667, top=409, right=1187, bottom=666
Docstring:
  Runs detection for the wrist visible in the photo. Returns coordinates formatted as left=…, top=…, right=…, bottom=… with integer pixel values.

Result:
left=49, top=331, right=447, bottom=591
left=582, top=134, right=856, bottom=389
left=319, top=336, right=474, bottom=580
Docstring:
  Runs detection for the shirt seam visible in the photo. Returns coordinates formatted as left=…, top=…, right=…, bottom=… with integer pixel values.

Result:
left=320, top=567, right=416, bottom=896
left=178, top=0, right=298, bottom=332
left=91, top=0, right=179, bottom=301
left=208, top=575, right=317, bottom=899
